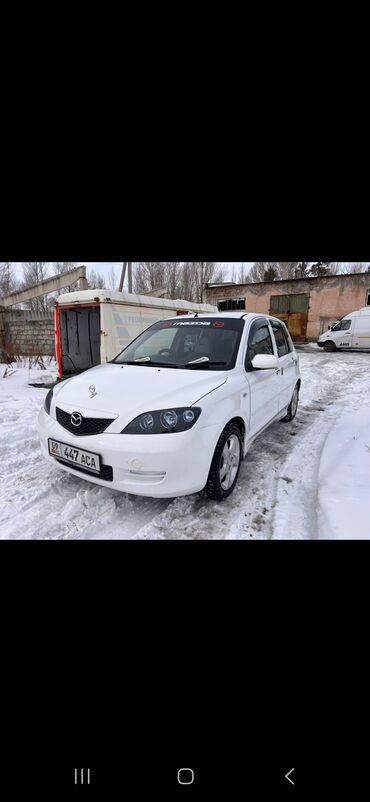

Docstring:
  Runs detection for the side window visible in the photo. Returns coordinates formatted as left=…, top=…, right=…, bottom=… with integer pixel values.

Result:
left=271, top=322, right=289, bottom=357
left=245, top=324, right=274, bottom=371
left=281, top=324, right=293, bottom=352
left=333, top=319, right=351, bottom=332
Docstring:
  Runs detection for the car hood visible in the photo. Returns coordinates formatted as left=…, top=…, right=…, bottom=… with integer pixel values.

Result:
left=52, top=363, right=227, bottom=430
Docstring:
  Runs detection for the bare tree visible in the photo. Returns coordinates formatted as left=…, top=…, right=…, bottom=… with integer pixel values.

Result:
left=107, top=264, right=117, bottom=290
left=264, top=265, right=278, bottom=281
left=227, top=263, right=249, bottom=284
left=190, top=262, right=225, bottom=302
left=181, top=262, right=195, bottom=300
left=134, top=261, right=225, bottom=302
left=87, top=269, right=106, bottom=289
left=248, top=262, right=279, bottom=282
left=310, top=262, right=331, bottom=277
left=323, top=262, right=341, bottom=275
left=22, top=262, right=50, bottom=311
left=166, top=262, right=182, bottom=298
left=293, top=262, right=312, bottom=279
left=343, top=262, right=367, bottom=273
left=238, top=263, right=249, bottom=283
left=276, top=262, right=300, bottom=280
left=53, top=261, right=77, bottom=275
left=0, top=262, right=18, bottom=298
left=328, top=262, right=368, bottom=274
left=134, top=262, right=166, bottom=294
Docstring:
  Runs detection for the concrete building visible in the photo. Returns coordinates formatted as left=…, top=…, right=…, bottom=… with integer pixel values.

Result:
left=204, top=272, right=370, bottom=341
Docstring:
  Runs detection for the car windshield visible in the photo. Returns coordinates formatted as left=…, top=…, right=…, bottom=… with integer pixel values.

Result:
left=112, top=318, right=245, bottom=370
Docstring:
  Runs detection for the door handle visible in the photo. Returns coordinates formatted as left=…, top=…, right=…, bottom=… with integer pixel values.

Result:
left=276, top=369, right=281, bottom=375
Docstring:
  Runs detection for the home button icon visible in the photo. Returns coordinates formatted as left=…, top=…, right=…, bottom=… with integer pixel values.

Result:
left=177, top=768, right=194, bottom=785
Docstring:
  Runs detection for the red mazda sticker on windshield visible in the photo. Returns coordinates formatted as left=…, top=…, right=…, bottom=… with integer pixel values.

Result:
left=213, top=322, right=225, bottom=327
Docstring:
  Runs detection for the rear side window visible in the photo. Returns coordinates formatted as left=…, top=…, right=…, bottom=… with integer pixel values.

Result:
left=245, top=324, right=274, bottom=371
left=271, top=321, right=290, bottom=357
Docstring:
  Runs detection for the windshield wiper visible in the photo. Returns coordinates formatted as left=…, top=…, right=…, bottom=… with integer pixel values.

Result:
left=119, top=359, right=181, bottom=368
left=185, top=358, right=228, bottom=369
left=186, top=356, right=210, bottom=365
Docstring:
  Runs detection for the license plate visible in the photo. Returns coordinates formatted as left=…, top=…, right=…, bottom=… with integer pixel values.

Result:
left=48, top=439, right=101, bottom=474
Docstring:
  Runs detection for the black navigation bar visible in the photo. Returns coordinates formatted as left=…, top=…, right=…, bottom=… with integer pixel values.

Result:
left=1, top=760, right=368, bottom=799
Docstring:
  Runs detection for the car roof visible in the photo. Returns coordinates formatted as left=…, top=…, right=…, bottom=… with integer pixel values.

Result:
left=165, top=312, right=279, bottom=322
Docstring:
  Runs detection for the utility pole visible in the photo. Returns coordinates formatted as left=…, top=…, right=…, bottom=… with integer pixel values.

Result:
left=119, top=262, right=127, bottom=292
left=119, top=262, right=133, bottom=293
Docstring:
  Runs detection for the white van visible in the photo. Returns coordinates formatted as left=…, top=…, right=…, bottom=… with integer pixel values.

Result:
left=54, top=289, right=217, bottom=377
left=318, top=307, right=370, bottom=352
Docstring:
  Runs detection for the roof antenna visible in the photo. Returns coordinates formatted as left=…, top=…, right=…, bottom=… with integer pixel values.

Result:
left=194, top=312, right=199, bottom=317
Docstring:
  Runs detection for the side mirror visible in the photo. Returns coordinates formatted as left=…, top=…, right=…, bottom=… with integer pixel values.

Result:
left=252, top=354, right=279, bottom=370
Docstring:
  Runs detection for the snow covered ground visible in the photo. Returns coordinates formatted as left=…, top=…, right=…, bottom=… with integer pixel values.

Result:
left=1, top=349, right=369, bottom=539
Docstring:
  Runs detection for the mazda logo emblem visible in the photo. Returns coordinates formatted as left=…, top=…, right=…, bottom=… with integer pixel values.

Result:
left=71, top=412, right=82, bottom=427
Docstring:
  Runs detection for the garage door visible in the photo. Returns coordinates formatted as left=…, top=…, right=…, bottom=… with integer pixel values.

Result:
left=270, top=294, right=309, bottom=339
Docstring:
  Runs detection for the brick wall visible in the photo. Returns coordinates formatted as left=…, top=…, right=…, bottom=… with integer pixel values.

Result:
left=0, top=309, right=55, bottom=358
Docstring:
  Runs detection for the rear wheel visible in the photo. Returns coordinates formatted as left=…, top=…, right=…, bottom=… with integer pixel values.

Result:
left=282, top=383, right=299, bottom=422
left=204, top=423, right=242, bottom=501
left=323, top=341, right=336, bottom=352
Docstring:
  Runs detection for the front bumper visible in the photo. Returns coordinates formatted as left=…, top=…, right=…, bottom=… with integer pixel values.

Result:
left=37, top=408, right=220, bottom=498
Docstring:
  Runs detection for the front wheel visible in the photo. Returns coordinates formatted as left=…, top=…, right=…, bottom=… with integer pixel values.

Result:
left=323, top=341, right=336, bottom=352
left=204, top=423, right=242, bottom=501
left=282, top=383, right=300, bottom=422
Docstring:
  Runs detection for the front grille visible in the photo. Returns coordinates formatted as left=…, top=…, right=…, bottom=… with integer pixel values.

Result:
left=56, top=458, right=113, bottom=482
left=56, top=406, right=114, bottom=436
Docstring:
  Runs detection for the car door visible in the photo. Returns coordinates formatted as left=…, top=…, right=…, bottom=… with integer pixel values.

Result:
left=244, top=318, right=280, bottom=438
left=331, top=318, right=353, bottom=348
left=269, top=320, right=298, bottom=412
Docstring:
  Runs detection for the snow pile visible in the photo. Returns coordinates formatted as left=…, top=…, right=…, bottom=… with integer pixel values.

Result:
left=317, top=409, right=370, bottom=539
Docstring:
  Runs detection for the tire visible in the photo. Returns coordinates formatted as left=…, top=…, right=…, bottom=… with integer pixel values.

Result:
left=282, top=383, right=299, bottom=422
left=323, top=341, right=336, bottom=352
left=204, top=423, right=243, bottom=501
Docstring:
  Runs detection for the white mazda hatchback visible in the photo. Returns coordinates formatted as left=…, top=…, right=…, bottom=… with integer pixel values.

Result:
left=38, top=313, right=300, bottom=500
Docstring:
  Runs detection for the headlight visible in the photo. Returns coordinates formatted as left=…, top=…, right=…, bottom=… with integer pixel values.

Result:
left=121, top=407, right=201, bottom=434
left=44, top=388, right=54, bottom=415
